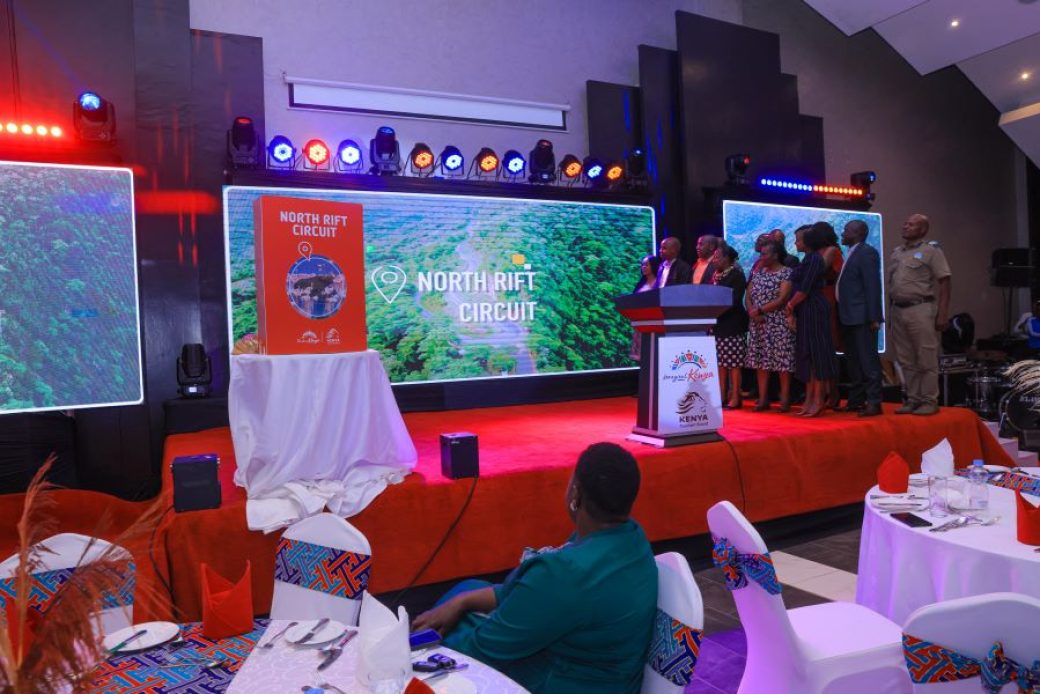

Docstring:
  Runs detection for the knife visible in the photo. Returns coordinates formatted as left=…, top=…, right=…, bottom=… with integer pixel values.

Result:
left=294, top=618, right=330, bottom=645
left=316, top=630, right=357, bottom=671
left=108, top=628, right=149, bottom=654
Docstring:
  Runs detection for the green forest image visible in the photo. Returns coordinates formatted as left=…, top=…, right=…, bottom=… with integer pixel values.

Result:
left=226, top=188, right=655, bottom=383
left=0, top=164, right=141, bottom=412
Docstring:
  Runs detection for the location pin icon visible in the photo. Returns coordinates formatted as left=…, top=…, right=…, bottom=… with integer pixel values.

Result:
left=371, top=265, right=407, bottom=304
left=298, top=241, right=313, bottom=259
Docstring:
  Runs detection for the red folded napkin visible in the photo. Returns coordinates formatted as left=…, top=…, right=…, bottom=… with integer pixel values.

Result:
left=403, top=678, right=436, bottom=694
left=1016, top=492, right=1040, bottom=545
left=877, top=451, right=910, bottom=493
left=201, top=561, right=253, bottom=639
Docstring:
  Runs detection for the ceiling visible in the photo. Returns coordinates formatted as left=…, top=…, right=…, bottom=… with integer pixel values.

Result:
left=803, top=0, right=1040, bottom=165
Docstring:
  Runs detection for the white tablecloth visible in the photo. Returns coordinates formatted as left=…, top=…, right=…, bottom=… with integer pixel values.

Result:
left=856, top=470, right=1040, bottom=624
left=227, top=620, right=528, bottom=693
left=230, top=351, right=417, bottom=532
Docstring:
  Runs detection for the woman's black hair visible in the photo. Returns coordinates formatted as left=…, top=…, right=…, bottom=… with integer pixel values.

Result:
left=574, top=442, right=641, bottom=521
left=718, top=243, right=739, bottom=263
left=642, top=254, right=663, bottom=276
left=805, top=222, right=834, bottom=252
left=759, top=240, right=783, bottom=258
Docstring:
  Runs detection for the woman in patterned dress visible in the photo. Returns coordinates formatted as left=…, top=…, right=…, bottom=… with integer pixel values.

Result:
left=785, top=224, right=838, bottom=417
left=711, top=244, right=749, bottom=409
left=745, top=240, right=794, bottom=411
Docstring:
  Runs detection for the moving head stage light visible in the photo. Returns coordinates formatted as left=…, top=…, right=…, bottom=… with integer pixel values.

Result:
left=625, top=148, right=648, bottom=191
left=227, top=116, right=260, bottom=169
left=370, top=126, right=401, bottom=175
left=725, top=153, right=752, bottom=185
left=73, top=91, right=116, bottom=143
left=528, top=139, right=555, bottom=184
left=177, top=344, right=212, bottom=398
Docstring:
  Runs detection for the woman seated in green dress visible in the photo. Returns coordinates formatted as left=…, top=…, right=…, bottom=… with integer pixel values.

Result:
left=411, top=442, right=658, bottom=693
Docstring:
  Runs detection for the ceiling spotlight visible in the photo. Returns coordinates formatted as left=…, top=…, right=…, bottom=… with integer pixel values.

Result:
left=267, top=135, right=296, bottom=168
left=1021, top=71, right=1033, bottom=81
left=438, top=145, right=465, bottom=177
left=501, top=150, right=526, bottom=179
left=369, top=126, right=401, bottom=175
left=472, top=147, right=499, bottom=178
left=73, top=90, right=116, bottom=143
left=528, top=139, right=556, bottom=184
left=949, top=18, right=960, bottom=28
left=227, top=116, right=260, bottom=169
left=335, top=139, right=364, bottom=173
left=302, top=138, right=331, bottom=169
left=725, top=153, right=752, bottom=185
left=407, top=142, right=435, bottom=176
left=559, top=154, right=583, bottom=183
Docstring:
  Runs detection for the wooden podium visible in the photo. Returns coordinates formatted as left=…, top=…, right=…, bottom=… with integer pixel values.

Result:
left=614, top=285, right=733, bottom=447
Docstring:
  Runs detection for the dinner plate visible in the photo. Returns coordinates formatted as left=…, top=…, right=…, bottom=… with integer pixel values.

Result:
left=285, top=619, right=346, bottom=646
left=103, top=621, right=179, bottom=652
left=908, top=473, right=929, bottom=487
left=984, top=464, right=1011, bottom=473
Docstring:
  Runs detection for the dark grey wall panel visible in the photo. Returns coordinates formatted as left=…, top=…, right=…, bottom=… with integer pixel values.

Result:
left=586, top=80, right=641, bottom=164
left=637, top=45, right=684, bottom=248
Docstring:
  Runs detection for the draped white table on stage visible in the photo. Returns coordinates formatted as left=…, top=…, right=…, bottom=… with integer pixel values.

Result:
left=856, top=471, right=1040, bottom=624
left=230, top=351, right=417, bottom=532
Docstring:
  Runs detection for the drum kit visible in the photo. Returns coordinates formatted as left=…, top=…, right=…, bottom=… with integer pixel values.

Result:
left=964, top=362, right=1040, bottom=447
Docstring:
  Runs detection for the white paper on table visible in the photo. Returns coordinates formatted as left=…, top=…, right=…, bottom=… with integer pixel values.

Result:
left=356, top=592, right=411, bottom=686
left=921, top=438, right=955, bottom=477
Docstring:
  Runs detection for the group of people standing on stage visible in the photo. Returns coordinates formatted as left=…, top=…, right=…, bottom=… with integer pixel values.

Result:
left=633, top=213, right=952, bottom=418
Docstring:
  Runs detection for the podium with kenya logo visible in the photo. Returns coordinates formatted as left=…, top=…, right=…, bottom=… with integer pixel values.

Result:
left=615, top=285, right=733, bottom=447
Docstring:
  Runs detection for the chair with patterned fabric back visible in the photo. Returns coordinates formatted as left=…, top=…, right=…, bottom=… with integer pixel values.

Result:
left=271, top=513, right=372, bottom=626
left=642, top=552, right=704, bottom=693
left=0, top=533, right=135, bottom=636
left=902, top=592, right=1040, bottom=693
left=707, top=501, right=910, bottom=693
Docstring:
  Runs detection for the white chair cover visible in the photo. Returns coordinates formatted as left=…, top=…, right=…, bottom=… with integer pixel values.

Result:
left=642, top=552, right=705, bottom=693
left=270, top=512, right=372, bottom=626
left=902, top=592, right=1040, bottom=692
left=0, top=532, right=134, bottom=636
left=706, top=501, right=910, bottom=694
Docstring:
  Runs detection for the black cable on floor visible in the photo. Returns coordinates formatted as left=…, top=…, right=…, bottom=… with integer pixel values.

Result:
left=389, top=475, right=479, bottom=606
left=722, top=436, right=749, bottom=512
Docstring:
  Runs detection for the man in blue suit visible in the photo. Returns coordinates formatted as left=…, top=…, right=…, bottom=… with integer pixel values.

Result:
left=837, top=220, right=884, bottom=417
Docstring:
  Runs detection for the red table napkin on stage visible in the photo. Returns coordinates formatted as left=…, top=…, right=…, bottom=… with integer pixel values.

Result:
left=403, top=678, right=436, bottom=694
left=201, top=561, right=253, bottom=639
left=1016, top=492, right=1040, bottom=545
left=877, top=451, right=910, bottom=493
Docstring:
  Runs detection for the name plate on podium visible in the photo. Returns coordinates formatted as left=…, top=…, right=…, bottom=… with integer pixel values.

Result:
left=655, top=336, right=723, bottom=435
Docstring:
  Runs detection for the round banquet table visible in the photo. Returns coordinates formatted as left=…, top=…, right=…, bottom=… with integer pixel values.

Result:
left=856, top=470, right=1040, bottom=624
left=227, top=619, right=529, bottom=694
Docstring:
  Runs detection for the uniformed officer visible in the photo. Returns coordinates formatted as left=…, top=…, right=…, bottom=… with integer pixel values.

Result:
left=887, top=213, right=951, bottom=415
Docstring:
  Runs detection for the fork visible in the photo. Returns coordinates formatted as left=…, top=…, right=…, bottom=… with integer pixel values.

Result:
left=259, top=621, right=298, bottom=650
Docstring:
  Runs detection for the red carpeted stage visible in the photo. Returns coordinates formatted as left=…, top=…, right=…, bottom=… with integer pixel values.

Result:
left=139, top=397, right=1010, bottom=623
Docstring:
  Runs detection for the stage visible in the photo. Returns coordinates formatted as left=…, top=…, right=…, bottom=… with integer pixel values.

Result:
left=138, top=397, right=1010, bottom=622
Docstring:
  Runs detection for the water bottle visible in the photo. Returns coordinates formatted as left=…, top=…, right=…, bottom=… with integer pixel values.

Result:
left=967, top=459, right=990, bottom=515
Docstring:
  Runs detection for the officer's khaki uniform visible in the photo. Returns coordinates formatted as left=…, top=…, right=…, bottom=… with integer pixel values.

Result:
left=887, top=241, right=951, bottom=408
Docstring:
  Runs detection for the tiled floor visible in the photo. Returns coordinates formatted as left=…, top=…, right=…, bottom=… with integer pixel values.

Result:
left=687, top=528, right=862, bottom=693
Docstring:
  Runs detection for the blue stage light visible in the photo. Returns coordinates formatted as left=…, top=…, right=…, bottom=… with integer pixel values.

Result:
left=268, top=135, right=295, bottom=165
left=584, top=156, right=604, bottom=180
left=441, top=145, right=464, bottom=171
left=338, top=140, right=362, bottom=165
left=503, top=150, right=526, bottom=175
left=78, top=92, right=102, bottom=111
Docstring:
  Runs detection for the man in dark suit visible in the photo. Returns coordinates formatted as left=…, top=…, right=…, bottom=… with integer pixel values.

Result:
left=837, top=219, right=884, bottom=416
left=657, top=236, right=692, bottom=286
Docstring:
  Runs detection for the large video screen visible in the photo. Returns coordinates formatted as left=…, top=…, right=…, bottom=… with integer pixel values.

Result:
left=225, top=187, right=655, bottom=383
left=0, top=161, right=142, bottom=414
left=722, top=200, right=885, bottom=351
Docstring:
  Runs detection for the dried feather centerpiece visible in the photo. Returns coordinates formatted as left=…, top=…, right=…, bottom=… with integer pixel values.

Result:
left=0, top=455, right=163, bottom=694
left=1006, top=359, right=1040, bottom=400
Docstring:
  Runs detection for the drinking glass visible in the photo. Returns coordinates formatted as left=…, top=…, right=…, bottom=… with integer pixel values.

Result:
left=928, top=475, right=949, bottom=518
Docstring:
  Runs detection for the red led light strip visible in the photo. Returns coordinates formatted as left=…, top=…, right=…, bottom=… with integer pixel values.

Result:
left=2, top=121, right=64, bottom=137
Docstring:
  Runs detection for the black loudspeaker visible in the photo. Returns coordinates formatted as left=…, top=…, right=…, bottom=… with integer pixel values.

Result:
left=440, top=432, right=479, bottom=479
left=990, top=248, right=1036, bottom=287
left=171, top=453, right=221, bottom=512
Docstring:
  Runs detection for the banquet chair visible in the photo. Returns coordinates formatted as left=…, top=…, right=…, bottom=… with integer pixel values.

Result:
left=0, top=533, right=135, bottom=636
left=642, top=552, right=705, bottom=694
left=271, top=512, right=372, bottom=626
left=706, top=501, right=910, bottom=694
left=902, top=592, right=1040, bottom=692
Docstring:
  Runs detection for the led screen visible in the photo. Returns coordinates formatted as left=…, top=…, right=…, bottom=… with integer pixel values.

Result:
left=225, top=187, right=655, bottom=383
left=722, top=200, right=885, bottom=351
left=0, top=161, right=142, bottom=413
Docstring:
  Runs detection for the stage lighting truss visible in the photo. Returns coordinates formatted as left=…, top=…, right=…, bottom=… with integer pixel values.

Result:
left=407, top=142, right=435, bottom=177
left=369, top=126, right=402, bottom=175
left=437, top=145, right=465, bottom=178
left=558, top=154, right=582, bottom=186
left=470, top=147, right=499, bottom=179
left=227, top=116, right=260, bottom=169
left=267, top=135, right=297, bottom=169
left=73, top=90, right=116, bottom=143
left=582, top=156, right=606, bottom=189
left=335, top=139, right=364, bottom=173
left=501, top=150, right=526, bottom=181
left=758, top=177, right=865, bottom=198
left=528, top=139, right=556, bottom=184
left=725, top=153, right=752, bottom=185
